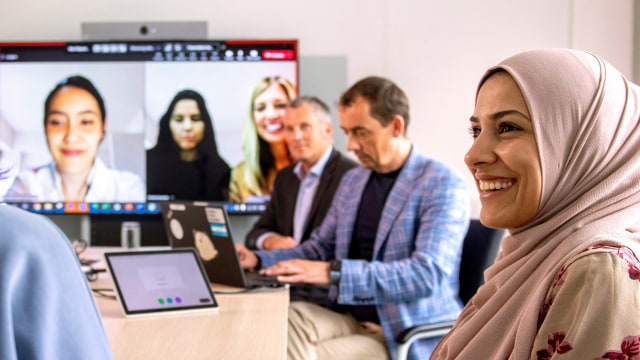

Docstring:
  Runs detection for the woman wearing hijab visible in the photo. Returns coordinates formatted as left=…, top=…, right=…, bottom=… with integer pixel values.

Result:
left=431, top=49, right=640, bottom=359
left=0, top=147, right=112, bottom=359
left=147, top=89, right=231, bottom=201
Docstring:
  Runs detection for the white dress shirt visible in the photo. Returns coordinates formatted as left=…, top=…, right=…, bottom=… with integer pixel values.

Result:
left=256, top=146, right=333, bottom=249
left=6, top=157, right=146, bottom=202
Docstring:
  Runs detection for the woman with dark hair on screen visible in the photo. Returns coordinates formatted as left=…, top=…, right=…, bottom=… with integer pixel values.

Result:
left=147, top=89, right=231, bottom=201
left=229, top=76, right=297, bottom=203
left=0, top=147, right=113, bottom=359
left=431, top=49, right=640, bottom=359
left=7, top=75, right=145, bottom=202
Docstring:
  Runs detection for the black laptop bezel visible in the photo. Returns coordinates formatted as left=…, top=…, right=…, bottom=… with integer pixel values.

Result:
left=161, top=201, right=282, bottom=289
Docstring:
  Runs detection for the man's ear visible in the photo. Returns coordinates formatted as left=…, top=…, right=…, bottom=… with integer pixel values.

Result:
left=325, top=122, right=333, bottom=136
left=391, top=115, right=405, bottom=137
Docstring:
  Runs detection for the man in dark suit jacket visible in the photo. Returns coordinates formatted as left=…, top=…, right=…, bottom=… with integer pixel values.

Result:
left=245, top=96, right=356, bottom=304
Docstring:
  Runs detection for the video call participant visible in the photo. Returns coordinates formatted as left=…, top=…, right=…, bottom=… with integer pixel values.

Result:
left=236, top=76, right=470, bottom=360
left=7, top=75, right=145, bottom=202
left=0, top=142, right=18, bottom=198
left=432, top=49, right=640, bottom=359
left=146, top=89, right=231, bottom=201
left=229, top=76, right=297, bottom=203
left=245, top=96, right=357, bottom=304
left=0, top=148, right=113, bottom=360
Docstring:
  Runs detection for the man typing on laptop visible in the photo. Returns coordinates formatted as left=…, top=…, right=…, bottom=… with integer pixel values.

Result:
left=236, top=77, right=470, bottom=359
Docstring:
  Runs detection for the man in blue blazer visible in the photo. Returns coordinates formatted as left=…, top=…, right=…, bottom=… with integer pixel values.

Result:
left=245, top=96, right=357, bottom=305
left=237, top=76, right=470, bottom=360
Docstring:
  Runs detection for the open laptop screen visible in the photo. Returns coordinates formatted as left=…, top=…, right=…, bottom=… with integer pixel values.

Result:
left=104, top=249, right=218, bottom=317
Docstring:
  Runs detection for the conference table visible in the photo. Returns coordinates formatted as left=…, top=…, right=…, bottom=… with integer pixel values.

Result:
left=85, top=247, right=290, bottom=360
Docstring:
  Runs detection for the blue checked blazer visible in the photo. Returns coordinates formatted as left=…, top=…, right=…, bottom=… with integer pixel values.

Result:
left=256, top=147, right=470, bottom=359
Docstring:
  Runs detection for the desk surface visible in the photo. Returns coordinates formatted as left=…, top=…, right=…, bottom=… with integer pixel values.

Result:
left=86, top=247, right=289, bottom=360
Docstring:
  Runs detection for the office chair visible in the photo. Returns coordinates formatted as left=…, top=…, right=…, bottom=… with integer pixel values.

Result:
left=395, top=219, right=505, bottom=360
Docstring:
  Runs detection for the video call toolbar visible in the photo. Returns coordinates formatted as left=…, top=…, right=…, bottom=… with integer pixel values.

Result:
left=0, top=40, right=298, bottom=62
left=4, top=201, right=266, bottom=215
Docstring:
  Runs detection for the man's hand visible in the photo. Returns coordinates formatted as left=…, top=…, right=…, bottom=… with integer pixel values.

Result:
left=263, top=234, right=297, bottom=251
left=235, top=243, right=259, bottom=270
left=260, top=259, right=330, bottom=285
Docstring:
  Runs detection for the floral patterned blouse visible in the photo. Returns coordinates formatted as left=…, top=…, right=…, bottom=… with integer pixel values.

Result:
left=533, top=245, right=640, bottom=359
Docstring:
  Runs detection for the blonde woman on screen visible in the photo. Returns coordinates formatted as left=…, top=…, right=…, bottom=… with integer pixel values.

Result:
left=229, top=76, right=297, bottom=203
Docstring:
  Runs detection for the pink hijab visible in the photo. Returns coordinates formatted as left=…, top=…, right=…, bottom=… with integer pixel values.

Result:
left=431, top=48, right=640, bottom=359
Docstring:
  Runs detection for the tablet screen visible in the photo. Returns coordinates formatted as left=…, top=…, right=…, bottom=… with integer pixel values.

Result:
left=104, top=249, right=218, bottom=317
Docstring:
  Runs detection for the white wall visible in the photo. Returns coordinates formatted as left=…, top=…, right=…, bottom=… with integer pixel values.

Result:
left=572, top=0, right=634, bottom=77
left=0, top=0, right=633, bottom=217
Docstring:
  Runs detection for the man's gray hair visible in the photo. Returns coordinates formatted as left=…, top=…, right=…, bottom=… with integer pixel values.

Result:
left=289, top=96, right=332, bottom=124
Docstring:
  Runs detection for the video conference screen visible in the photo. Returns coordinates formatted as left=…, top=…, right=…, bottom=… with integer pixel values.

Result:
left=0, top=39, right=298, bottom=215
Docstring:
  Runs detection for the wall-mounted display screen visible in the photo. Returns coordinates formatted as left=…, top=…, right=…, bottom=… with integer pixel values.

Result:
left=0, top=39, right=298, bottom=215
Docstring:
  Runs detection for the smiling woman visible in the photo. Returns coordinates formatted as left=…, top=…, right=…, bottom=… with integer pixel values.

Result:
left=465, top=71, right=541, bottom=229
left=6, top=75, right=146, bottom=202
left=431, top=49, right=640, bottom=359
left=229, top=76, right=297, bottom=203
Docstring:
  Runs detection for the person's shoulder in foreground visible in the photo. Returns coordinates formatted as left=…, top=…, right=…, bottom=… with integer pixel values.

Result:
left=0, top=204, right=112, bottom=360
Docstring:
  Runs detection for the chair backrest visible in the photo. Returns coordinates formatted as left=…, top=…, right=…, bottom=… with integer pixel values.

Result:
left=458, top=219, right=505, bottom=305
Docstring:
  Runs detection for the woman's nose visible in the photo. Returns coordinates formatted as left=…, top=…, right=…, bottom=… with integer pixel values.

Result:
left=464, top=131, right=496, bottom=168
left=63, top=123, right=79, bottom=141
left=265, top=104, right=279, bottom=119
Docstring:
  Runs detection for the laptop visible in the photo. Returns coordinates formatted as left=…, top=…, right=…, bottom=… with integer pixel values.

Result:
left=104, top=248, right=219, bottom=317
left=161, top=201, right=284, bottom=289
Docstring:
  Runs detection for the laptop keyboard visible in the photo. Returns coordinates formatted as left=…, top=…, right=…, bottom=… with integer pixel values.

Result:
left=245, top=271, right=282, bottom=287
